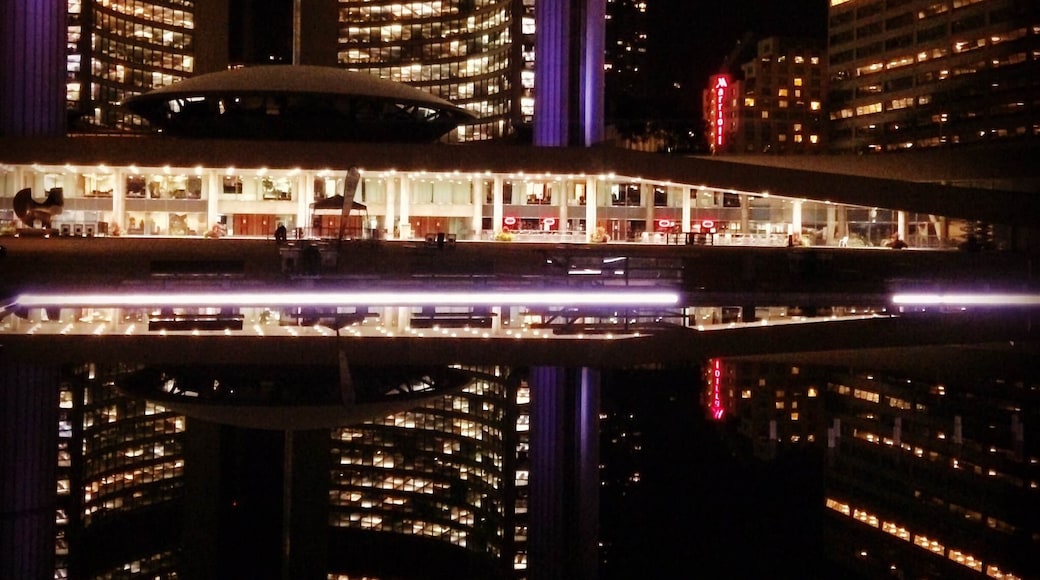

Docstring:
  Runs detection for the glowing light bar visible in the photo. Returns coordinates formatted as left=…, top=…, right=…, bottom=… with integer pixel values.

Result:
left=892, top=293, right=1040, bottom=307
left=14, top=290, right=680, bottom=308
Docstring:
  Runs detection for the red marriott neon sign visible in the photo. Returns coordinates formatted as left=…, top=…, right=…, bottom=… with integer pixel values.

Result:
left=708, top=358, right=725, bottom=420
left=711, top=75, right=730, bottom=149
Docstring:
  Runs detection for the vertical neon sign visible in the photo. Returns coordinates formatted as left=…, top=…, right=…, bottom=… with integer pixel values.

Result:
left=709, top=358, right=725, bottom=420
left=711, top=75, right=730, bottom=149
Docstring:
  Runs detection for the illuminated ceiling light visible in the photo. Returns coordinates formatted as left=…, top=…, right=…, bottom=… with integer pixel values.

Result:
left=14, top=290, right=681, bottom=309
left=225, top=166, right=235, bottom=176
left=891, top=293, right=1040, bottom=307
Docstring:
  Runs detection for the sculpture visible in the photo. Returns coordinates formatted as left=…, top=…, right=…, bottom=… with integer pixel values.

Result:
left=13, top=187, right=64, bottom=230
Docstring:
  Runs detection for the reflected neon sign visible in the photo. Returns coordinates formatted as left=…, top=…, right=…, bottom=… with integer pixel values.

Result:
left=709, top=358, right=725, bottom=420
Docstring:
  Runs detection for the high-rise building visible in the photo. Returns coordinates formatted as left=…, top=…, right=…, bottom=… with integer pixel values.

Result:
left=334, top=0, right=522, bottom=142
left=824, top=367, right=1037, bottom=579
left=704, top=37, right=828, bottom=155
left=826, top=0, right=1040, bottom=153
left=55, top=364, right=187, bottom=579
left=604, top=0, right=651, bottom=119
left=53, top=0, right=607, bottom=143
left=47, top=362, right=530, bottom=579
left=710, top=350, right=1038, bottom=580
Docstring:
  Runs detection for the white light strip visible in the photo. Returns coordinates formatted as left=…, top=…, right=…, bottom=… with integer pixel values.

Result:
left=14, top=290, right=680, bottom=308
left=892, top=292, right=1040, bottom=307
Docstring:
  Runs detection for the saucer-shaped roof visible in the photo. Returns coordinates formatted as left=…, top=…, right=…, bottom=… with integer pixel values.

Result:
left=124, top=65, right=476, bottom=143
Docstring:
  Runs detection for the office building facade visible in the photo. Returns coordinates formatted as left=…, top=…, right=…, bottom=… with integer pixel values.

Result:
left=706, top=37, right=828, bottom=155
left=824, top=368, right=1037, bottom=579
left=52, top=0, right=608, bottom=143
left=826, top=0, right=1040, bottom=153
left=711, top=355, right=1038, bottom=580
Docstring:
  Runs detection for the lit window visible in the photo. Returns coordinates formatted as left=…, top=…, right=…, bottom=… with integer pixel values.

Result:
left=794, top=78, right=803, bottom=87
left=790, top=412, right=799, bottom=421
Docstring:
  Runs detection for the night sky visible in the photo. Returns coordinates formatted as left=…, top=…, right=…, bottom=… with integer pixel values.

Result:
left=645, top=0, right=829, bottom=118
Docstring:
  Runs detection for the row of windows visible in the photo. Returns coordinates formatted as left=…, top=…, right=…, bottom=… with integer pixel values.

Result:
left=833, top=10, right=993, bottom=52
left=342, top=50, right=511, bottom=85
left=339, top=10, right=507, bottom=43
left=831, top=27, right=1030, bottom=84
left=101, top=0, right=194, bottom=30
left=338, top=0, right=508, bottom=21
left=831, top=0, right=992, bottom=28
left=828, top=495, right=1023, bottom=578
left=94, top=10, right=193, bottom=50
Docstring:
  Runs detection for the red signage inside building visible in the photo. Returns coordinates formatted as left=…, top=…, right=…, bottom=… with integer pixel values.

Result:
left=502, top=216, right=518, bottom=230
left=711, top=75, right=730, bottom=149
left=655, top=219, right=676, bottom=232
left=541, top=217, right=558, bottom=231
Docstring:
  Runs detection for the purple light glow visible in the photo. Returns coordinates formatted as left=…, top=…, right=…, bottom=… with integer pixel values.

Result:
left=891, top=292, right=1040, bottom=307
left=14, top=289, right=680, bottom=308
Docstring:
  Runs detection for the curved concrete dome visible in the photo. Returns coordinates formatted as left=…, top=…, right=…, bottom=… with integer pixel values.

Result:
left=124, top=65, right=476, bottom=142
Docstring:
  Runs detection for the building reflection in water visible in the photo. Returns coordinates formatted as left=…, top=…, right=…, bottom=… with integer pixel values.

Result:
left=712, top=352, right=1037, bottom=580
left=50, top=362, right=527, bottom=580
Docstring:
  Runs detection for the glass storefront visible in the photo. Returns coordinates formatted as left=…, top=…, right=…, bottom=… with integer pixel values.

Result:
left=0, top=162, right=955, bottom=247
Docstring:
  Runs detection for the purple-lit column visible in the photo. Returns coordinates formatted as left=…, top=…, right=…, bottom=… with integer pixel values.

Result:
left=0, top=0, right=66, bottom=137
left=534, top=0, right=604, bottom=147
left=528, top=367, right=600, bottom=580
left=0, top=363, right=60, bottom=580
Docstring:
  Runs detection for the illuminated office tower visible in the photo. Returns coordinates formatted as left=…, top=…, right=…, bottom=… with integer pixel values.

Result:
left=824, top=370, right=1037, bottom=579
left=826, top=0, right=1040, bottom=153
left=326, top=366, right=525, bottom=579
left=704, top=37, right=828, bottom=155
left=335, top=0, right=522, bottom=142
left=65, top=0, right=211, bottom=132
left=705, top=358, right=827, bottom=459
left=54, top=364, right=187, bottom=579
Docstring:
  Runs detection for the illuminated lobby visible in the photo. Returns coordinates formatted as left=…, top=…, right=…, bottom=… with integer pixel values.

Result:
left=0, top=139, right=976, bottom=248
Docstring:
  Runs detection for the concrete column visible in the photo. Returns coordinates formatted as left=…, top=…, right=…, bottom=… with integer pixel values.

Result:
left=897, top=210, right=907, bottom=242
left=528, top=367, right=600, bottom=580
left=471, top=177, right=483, bottom=240
left=826, top=205, right=837, bottom=245
left=681, top=187, right=692, bottom=233
left=792, top=200, right=803, bottom=239
left=643, top=183, right=654, bottom=239
left=584, top=177, right=597, bottom=242
left=492, top=176, right=504, bottom=234
left=384, top=176, right=397, bottom=239
left=398, top=176, right=411, bottom=239
left=298, top=173, right=312, bottom=232
left=557, top=179, right=568, bottom=235
left=740, top=193, right=750, bottom=235
left=112, top=170, right=127, bottom=232
left=0, top=363, right=60, bottom=580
